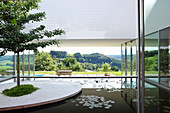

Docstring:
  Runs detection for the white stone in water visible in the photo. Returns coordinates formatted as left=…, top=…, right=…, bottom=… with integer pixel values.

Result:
left=75, top=104, right=79, bottom=106
left=89, top=106, right=94, bottom=109
left=107, top=105, right=112, bottom=107
left=96, top=89, right=101, bottom=92
left=79, top=101, right=84, bottom=104
left=110, top=101, right=115, bottom=104
left=105, top=107, right=110, bottom=109
left=83, top=104, right=87, bottom=106
left=77, top=95, right=115, bottom=110
left=98, top=103, right=103, bottom=105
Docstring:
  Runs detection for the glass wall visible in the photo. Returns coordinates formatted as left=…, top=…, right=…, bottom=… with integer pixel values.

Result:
left=0, top=52, right=14, bottom=77
left=144, top=0, right=170, bottom=113
left=127, top=42, right=131, bottom=76
left=29, top=51, right=34, bottom=76
left=132, top=40, right=137, bottom=76
left=144, top=82, right=170, bottom=113
left=122, top=44, right=125, bottom=76
left=121, top=41, right=138, bottom=77
left=159, top=27, right=170, bottom=87
left=0, top=50, right=35, bottom=78
left=21, top=50, right=34, bottom=76
left=145, top=32, right=159, bottom=82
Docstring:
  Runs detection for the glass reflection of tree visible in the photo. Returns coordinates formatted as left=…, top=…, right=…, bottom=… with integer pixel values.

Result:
left=160, top=49, right=169, bottom=76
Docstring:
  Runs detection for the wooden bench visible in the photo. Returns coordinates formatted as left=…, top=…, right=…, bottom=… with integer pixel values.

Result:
left=57, top=70, right=72, bottom=76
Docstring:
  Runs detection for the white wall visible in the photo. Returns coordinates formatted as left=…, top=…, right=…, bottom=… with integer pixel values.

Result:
left=145, top=0, right=170, bottom=35
left=25, top=0, right=138, bottom=40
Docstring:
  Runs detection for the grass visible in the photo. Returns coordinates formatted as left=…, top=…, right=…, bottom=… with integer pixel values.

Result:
left=32, top=71, right=158, bottom=75
left=32, top=71, right=122, bottom=76
left=2, top=84, right=39, bottom=97
left=72, top=71, right=121, bottom=76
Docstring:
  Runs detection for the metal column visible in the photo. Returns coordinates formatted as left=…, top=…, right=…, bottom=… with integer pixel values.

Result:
left=28, top=51, right=30, bottom=76
left=22, top=51, right=24, bottom=76
left=13, top=53, right=16, bottom=82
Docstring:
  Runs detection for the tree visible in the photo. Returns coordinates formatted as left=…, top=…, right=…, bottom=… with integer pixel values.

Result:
left=50, top=51, right=67, bottom=58
left=111, top=66, right=119, bottom=71
left=74, top=52, right=82, bottom=61
left=0, top=1, right=65, bottom=87
left=35, top=51, right=56, bottom=71
left=63, top=57, right=77, bottom=67
left=102, top=63, right=110, bottom=71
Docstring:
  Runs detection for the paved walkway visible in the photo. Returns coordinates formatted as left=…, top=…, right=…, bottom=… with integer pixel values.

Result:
left=0, top=80, right=82, bottom=111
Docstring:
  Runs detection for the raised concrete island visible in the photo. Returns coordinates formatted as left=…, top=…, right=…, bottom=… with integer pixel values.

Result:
left=0, top=80, right=82, bottom=111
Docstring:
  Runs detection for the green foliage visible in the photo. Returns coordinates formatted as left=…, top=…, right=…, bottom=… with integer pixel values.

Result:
left=61, top=57, right=84, bottom=71
left=57, top=62, right=66, bottom=70
left=82, top=53, right=121, bottom=68
left=145, top=55, right=158, bottom=71
left=0, top=1, right=64, bottom=87
left=20, top=63, right=34, bottom=71
left=80, top=63, right=96, bottom=71
left=50, top=51, right=121, bottom=68
left=145, top=50, right=158, bottom=57
left=74, top=52, right=82, bottom=60
left=50, top=51, right=67, bottom=58
left=63, top=57, right=77, bottom=67
left=2, top=84, right=39, bottom=97
left=160, top=49, right=169, bottom=75
left=35, top=51, right=57, bottom=71
left=111, top=66, right=119, bottom=71
left=0, top=1, right=65, bottom=55
left=0, top=66, right=13, bottom=71
left=102, top=63, right=110, bottom=71
left=71, top=63, right=84, bottom=71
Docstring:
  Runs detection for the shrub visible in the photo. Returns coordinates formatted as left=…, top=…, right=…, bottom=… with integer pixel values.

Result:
left=2, top=84, right=39, bottom=97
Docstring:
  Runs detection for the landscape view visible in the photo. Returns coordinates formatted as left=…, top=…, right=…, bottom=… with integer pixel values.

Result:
left=0, top=49, right=165, bottom=76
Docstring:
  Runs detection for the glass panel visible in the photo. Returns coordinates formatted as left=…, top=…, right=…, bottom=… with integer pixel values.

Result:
left=0, top=52, right=14, bottom=78
left=29, top=51, right=34, bottom=76
left=159, top=27, right=170, bottom=87
left=24, top=50, right=29, bottom=75
left=145, top=82, right=170, bottom=113
left=127, top=42, right=131, bottom=76
left=122, top=44, right=125, bottom=76
left=145, top=32, right=159, bottom=82
left=132, top=40, right=137, bottom=76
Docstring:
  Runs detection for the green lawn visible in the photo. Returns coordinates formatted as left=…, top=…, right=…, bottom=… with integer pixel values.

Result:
left=72, top=71, right=121, bottom=76
left=32, top=71, right=122, bottom=76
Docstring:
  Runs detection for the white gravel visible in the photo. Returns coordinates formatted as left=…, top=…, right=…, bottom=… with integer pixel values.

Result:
left=0, top=80, right=82, bottom=110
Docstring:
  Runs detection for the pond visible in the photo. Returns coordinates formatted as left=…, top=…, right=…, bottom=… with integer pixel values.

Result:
left=0, top=78, right=170, bottom=113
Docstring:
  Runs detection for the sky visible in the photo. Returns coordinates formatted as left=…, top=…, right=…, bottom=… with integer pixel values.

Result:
left=38, top=47, right=121, bottom=55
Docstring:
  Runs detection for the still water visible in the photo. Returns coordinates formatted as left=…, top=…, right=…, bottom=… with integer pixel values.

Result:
left=2, top=88, right=136, bottom=113
left=0, top=78, right=170, bottom=113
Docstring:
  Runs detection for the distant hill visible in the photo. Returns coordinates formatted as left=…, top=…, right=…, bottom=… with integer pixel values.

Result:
left=107, top=55, right=121, bottom=60
left=73, top=52, right=121, bottom=68
left=50, top=51, right=121, bottom=68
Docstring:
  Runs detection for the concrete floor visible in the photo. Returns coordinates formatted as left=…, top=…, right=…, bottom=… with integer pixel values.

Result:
left=0, top=80, right=82, bottom=111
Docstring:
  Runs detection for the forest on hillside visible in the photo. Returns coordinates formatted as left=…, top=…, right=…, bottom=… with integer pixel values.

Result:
left=35, top=51, right=121, bottom=72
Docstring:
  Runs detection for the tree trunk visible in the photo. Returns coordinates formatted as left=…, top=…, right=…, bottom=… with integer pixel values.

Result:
left=17, top=51, right=20, bottom=87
